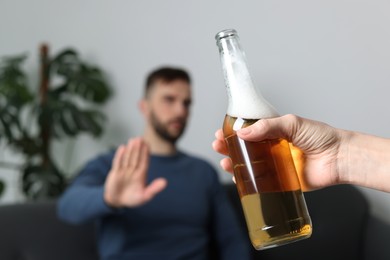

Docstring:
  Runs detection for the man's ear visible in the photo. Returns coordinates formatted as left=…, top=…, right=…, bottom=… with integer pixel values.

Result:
left=138, top=99, right=148, bottom=116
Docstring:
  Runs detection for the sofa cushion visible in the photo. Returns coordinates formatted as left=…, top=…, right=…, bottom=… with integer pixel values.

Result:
left=0, top=200, right=98, bottom=260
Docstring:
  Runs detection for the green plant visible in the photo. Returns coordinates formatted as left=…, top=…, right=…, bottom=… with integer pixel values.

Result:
left=0, top=179, right=4, bottom=197
left=0, top=44, right=112, bottom=200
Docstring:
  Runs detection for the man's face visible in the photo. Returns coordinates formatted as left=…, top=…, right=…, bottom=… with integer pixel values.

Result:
left=145, top=79, right=192, bottom=144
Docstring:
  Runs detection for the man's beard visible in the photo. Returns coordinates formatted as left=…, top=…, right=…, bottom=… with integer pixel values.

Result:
left=150, top=111, right=187, bottom=144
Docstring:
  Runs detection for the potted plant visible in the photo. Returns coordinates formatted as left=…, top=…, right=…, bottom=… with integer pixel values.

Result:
left=0, top=44, right=113, bottom=200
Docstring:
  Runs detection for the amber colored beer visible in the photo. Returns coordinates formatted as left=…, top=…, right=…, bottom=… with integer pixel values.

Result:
left=223, top=115, right=312, bottom=250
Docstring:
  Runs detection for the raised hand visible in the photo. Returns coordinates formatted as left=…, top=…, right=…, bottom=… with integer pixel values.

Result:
left=104, top=138, right=167, bottom=208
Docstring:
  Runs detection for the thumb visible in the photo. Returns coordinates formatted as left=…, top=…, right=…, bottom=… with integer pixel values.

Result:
left=237, top=114, right=298, bottom=142
left=142, top=178, right=168, bottom=202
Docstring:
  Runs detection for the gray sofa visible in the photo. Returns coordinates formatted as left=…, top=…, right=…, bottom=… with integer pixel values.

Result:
left=0, top=184, right=389, bottom=260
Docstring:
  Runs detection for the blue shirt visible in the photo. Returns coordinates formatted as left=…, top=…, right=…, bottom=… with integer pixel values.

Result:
left=57, top=150, right=251, bottom=260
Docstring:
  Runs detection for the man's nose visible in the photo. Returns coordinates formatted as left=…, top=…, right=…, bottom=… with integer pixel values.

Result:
left=174, top=102, right=188, bottom=117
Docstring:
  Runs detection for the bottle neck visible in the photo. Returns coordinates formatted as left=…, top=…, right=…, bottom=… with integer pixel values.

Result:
left=216, top=30, right=279, bottom=120
left=217, top=34, right=256, bottom=98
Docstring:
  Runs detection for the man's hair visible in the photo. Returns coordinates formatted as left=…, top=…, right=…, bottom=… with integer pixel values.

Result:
left=144, top=67, right=191, bottom=97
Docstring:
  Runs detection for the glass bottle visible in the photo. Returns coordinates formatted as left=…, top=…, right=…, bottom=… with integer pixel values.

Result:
left=215, top=29, right=312, bottom=250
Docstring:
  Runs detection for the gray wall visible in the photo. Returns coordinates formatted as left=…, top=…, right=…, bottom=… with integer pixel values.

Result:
left=1, top=0, right=390, bottom=223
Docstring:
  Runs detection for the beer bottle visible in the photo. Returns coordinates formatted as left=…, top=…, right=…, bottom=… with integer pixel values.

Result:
left=215, top=29, right=312, bottom=250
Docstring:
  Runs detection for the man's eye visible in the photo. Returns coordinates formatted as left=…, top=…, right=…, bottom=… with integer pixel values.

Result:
left=164, top=97, right=175, bottom=103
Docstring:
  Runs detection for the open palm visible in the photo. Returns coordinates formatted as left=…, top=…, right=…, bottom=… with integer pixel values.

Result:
left=104, top=138, right=167, bottom=208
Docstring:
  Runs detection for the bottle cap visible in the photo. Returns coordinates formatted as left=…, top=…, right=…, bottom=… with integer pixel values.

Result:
left=215, top=29, right=237, bottom=41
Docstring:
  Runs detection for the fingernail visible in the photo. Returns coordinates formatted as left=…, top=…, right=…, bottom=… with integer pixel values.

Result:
left=238, top=127, right=251, bottom=135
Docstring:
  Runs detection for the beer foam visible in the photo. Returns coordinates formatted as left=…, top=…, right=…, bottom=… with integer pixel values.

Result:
left=224, top=53, right=279, bottom=119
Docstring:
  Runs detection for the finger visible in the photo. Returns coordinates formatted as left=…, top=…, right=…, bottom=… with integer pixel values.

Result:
left=239, top=114, right=301, bottom=142
left=212, top=129, right=229, bottom=156
left=127, top=138, right=143, bottom=170
left=237, top=115, right=295, bottom=142
left=212, top=139, right=229, bottom=156
left=214, top=129, right=225, bottom=141
left=133, top=140, right=150, bottom=179
left=143, top=178, right=168, bottom=202
left=220, top=157, right=234, bottom=174
left=236, top=119, right=270, bottom=141
left=121, top=138, right=135, bottom=169
left=112, top=145, right=126, bottom=171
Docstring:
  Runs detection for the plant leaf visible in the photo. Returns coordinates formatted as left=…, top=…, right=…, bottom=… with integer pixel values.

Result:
left=0, top=54, right=33, bottom=107
left=49, top=48, right=112, bottom=105
left=0, top=108, right=20, bottom=141
left=22, top=162, right=65, bottom=200
left=67, top=67, right=112, bottom=103
left=34, top=97, right=106, bottom=139
left=72, top=109, right=105, bottom=137
left=0, top=53, right=33, bottom=144
left=0, top=180, right=4, bottom=196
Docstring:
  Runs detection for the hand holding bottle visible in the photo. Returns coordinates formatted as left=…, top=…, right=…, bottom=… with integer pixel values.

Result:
left=213, top=114, right=342, bottom=191
left=213, top=114, right=390, bottom=193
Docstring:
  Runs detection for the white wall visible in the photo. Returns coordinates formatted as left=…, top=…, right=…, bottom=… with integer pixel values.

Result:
left=1, top=0, right=390, bottom=223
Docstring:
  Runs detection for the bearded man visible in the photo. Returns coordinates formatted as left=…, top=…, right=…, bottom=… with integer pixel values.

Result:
left=57, top=67, right=251, bottom=260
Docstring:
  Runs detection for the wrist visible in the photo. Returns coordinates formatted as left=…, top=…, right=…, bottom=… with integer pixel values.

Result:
left=338, top=130, right=390, bottom=192
left=103, top=189, right=121, bottom=209
left=335, top=129, right=354, bottom=185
